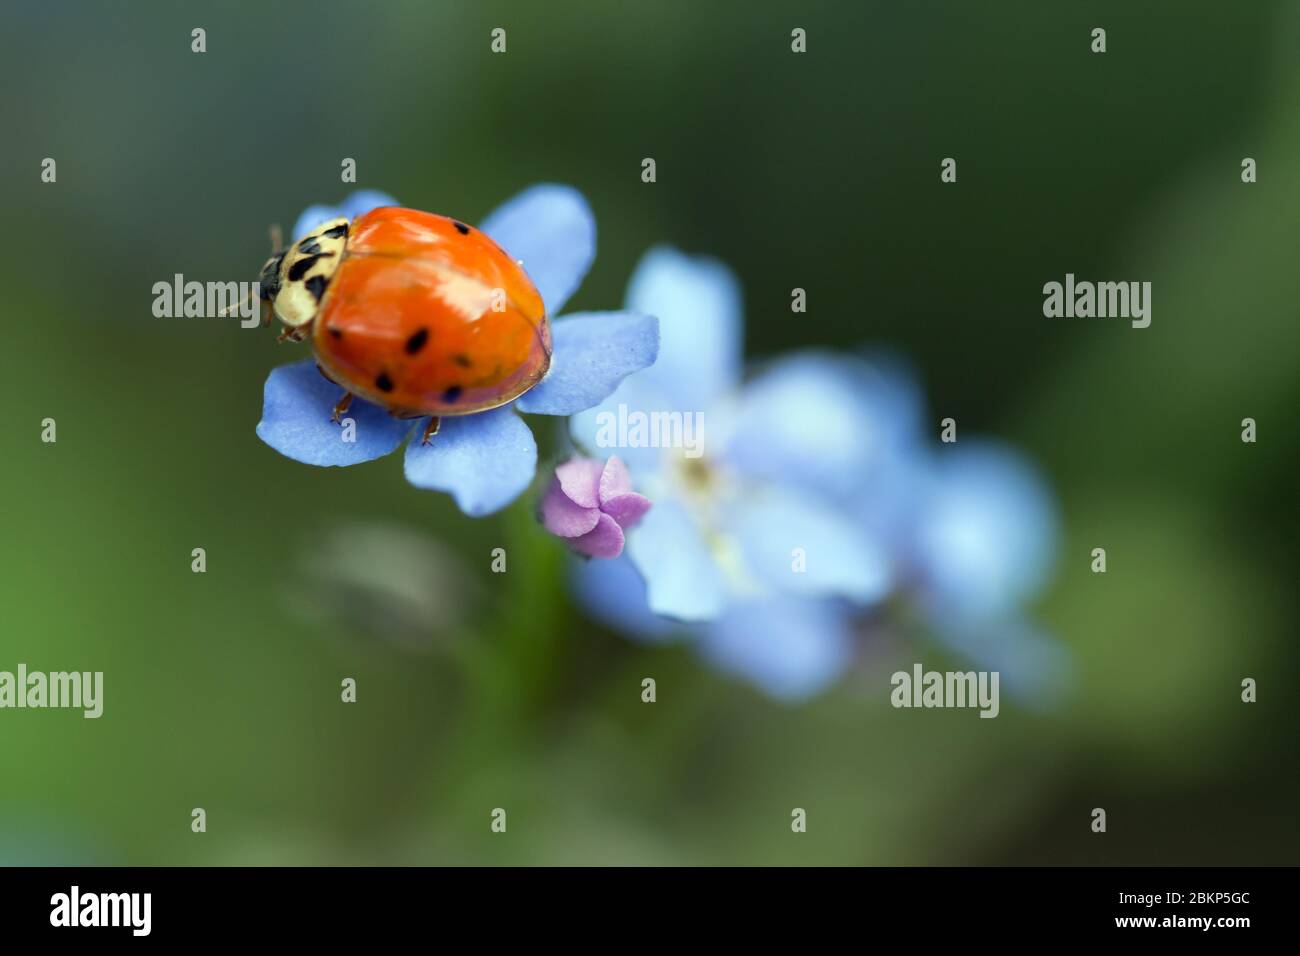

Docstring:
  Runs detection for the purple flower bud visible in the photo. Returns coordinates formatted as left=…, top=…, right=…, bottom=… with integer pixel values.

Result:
left=540, top=456, right=652, bottom=558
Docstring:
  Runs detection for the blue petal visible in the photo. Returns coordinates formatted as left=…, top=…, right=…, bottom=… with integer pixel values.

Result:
left=569, top=555, right=682, bottom=644
left=622, top=245, right=742, bottom=413
left=722, top=350, right=925, bottom=503
left=567, top=377, right=672, bottom=475
left=292, top=205, right=342, bottom=242
left=850, top=440, right=932, bottom=561
left=403, top=406, right=537, bottom=516
left=256, top=360, right=413, bottom=466
left=624, top=497, right=728, bottom=621
left=727, top=487, right=891, bottom=605
left=480, top=184, right=595, bottom=316
left=567, top=246, right=741, bottom=470
left=515, top=311, right=660, bottom=416
left=698, top=596, right=854, bottom=701
left=914, top=440, right=1059, bottom=618
left=291, top=189, right=399, bottom=240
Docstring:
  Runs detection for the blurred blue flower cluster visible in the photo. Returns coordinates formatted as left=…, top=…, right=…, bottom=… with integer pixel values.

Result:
left=568, top=248, right=1066, bottom=702
left=256, top=187, right=659, bottom=516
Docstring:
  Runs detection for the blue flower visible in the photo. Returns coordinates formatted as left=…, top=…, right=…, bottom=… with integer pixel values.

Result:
left=734, top=349, right=1069, bottom=702
left=912, top=442, right=1058, bottom=621
left=788, top=354, right=1069, bottom=700
left=256, top=186, right=660, bottom=516
left=906, top=441, right=1069, bottom=703
left=572, top=248, right=891, bottom=614
left=567, top=246, right=892, bottom=699
left=566, top=245, right=1067, bottom=704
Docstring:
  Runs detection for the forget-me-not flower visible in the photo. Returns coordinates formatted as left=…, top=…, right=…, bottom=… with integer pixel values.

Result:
left=567, top=247, right=892, bottom=699
left=721, top=342, right=1067, bottom=700
left=761, top=350, right=1068, bottom=701
left=256, top=186, right=660, bottom=516
left=567, top=246, right=1065, bottom=702
left=904, top=440, right=1068, bottom=702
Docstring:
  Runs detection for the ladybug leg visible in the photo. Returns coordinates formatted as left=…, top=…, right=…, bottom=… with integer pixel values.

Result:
left=420, top=417, right=441, bottom=446
left=277, top=321, right=312, bottom=344
left=330, top=392, right=354, bottom=424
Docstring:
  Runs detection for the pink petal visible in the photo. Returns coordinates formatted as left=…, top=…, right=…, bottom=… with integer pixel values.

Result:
left=540, top=477, right=600, bottom=537
left=602, top=492, right=652, bottom=529
left=598, top=455, right=633, bottom=505
left=555, top=457, right=604, bottom=508
left=570, top=513, right=627, bottom=558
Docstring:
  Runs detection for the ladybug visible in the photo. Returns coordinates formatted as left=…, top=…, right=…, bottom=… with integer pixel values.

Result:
left=258, top=206, right=552, bottom=444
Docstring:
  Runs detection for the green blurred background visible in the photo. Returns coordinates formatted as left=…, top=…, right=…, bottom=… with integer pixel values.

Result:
left=1, top=0, right=1296, bottom=864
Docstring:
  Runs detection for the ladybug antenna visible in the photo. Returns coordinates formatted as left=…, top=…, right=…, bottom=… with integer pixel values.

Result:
left=268, top=223, right=283, bottom=253
left=217, top=290, right=258, bottom=318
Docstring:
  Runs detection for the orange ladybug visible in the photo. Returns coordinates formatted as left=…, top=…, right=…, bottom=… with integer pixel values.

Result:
left=258, top=206, right=552, bottom=443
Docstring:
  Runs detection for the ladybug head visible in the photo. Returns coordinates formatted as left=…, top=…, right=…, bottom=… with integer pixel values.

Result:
left=259, top=217, right=349, bottom=329
left=258, top=251, right=285, bottom=302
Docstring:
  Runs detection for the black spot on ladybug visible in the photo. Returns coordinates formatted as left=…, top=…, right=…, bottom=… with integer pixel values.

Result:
left=404, top=327, right=429, bottom=355
left=288, top=253, right=333, bottom=282
left=322, top=223, right=349, bottom=239
left=453, top=353, right=473, bottom=368
left=328, top=326, right=343, bottom=339
left=452, top=220, right=470, bottom=235
left=298, top=237, right=322, bottom=255
left=375, top=373, right=395, bottom=393
left=443, top=385, right=462, bottom=403
left=305, top=275, right=328, bottom=302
